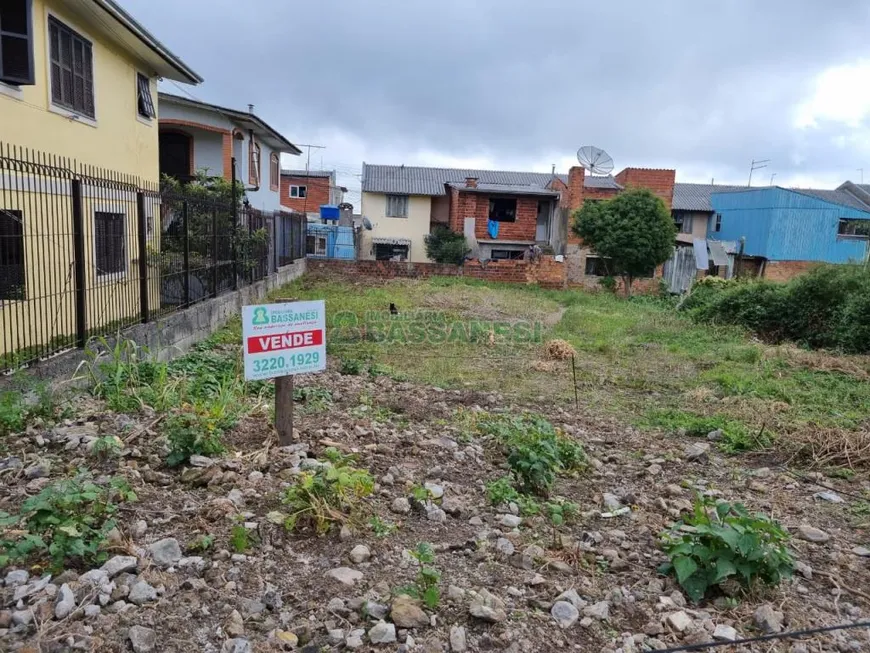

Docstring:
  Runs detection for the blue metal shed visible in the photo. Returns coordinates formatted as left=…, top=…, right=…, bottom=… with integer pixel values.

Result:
left=711, top=187, right=870, bottom=264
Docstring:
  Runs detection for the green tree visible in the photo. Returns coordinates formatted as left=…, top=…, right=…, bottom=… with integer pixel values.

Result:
left=424, top=226, right=469, bottom=265
left=572, top=188, right=676, bottom=296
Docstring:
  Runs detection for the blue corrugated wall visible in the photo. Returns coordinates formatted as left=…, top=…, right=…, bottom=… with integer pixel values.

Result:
left=307, top=224, right=356, bottom=260
left=711, top=188, right=870, bottom=263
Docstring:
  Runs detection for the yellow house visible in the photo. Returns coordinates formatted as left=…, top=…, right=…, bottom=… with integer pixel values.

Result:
left=0, top=0, right=201, bottom=369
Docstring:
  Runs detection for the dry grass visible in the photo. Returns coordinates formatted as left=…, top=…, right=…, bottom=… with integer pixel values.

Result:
left=789, top=426, right=870, bottom=469
left=765, top=344, right=870, bottom=380
left=545, top=339, right=577, bottom=361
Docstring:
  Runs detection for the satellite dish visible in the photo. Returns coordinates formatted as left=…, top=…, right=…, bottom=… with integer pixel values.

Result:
left=577, top=146, right=614, bottom=175
left=362, top=216, right=373, bottom=231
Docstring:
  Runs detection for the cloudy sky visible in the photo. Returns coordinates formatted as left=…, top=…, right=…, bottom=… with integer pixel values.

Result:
left=128, top=0, right=870, bottom=207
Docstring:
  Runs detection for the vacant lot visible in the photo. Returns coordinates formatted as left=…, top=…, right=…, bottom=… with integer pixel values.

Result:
left=289, top=273, right=870, bottom=463
left=1, top=272, right=868, bottom=653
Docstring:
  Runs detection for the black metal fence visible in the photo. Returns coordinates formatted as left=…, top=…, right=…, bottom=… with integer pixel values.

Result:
left=0, top=142, right=306, bottom=373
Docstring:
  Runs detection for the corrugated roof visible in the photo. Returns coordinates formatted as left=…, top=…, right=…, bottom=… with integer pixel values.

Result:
left=362, top=164, right=563, bottom=196
left=790, top=188, right=870, bottom=212
left=362, top=164, right=628, bottom=196
left=672, top=183, right=748, bottom=212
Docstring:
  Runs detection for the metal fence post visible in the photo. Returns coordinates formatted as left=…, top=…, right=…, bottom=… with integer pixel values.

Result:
left=71, top=179, right=87, bottom=348
left=212, top=207, right=218, bottom=298
left=183, top=200, right=191, bottom=306
left=231, top=157, right=239, bottom=290
left=137, top=192, right=149, bottom=323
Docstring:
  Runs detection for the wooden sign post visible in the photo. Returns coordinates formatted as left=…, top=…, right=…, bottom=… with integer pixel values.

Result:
left=242, top=298, right=326, bottom=446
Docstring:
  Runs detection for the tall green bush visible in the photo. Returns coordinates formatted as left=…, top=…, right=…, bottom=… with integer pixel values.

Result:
left=681, top=264, right=870, bottom=354
left=424, top=227, right=469, bottom=265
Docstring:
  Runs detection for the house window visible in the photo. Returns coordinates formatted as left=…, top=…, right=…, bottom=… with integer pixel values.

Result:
left=289, top=185, right=307, bottom=199
left=714, top=213, right=722, bottom=233
left=385, top=194, right=408, bottom=218
left=674, top=212, right=693, bottom=234
left=491, top=249, right=525, bottom=260
left=270, top=153, right=279, bottom=191
left=489, top=198, right=517, bottom=222
left=838, top=219, right=870, bottom=237
left=94, top=212, right=126, bottom=277
left=136, top=73, right=154, bottom=119
left=584, top=255, right=611, bottom=277
left=0, top=0, right=35, bottom=86
left=48, top=16, right=94, bottom=118
left=249, top=140, right=261, bottom=186
left=0, top=209, right=25, bottom=300
left=374, top=243, right=409, bottom=261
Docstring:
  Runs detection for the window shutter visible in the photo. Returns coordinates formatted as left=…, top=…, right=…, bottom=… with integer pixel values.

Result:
left=0, top=0, right=35, bottom=86
left=137, top=73, right=155, bottom=118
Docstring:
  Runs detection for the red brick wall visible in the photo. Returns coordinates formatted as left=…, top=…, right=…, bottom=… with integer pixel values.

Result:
left=306, top=256, right=567, bottom=288
left=281, top=174, right=331, bottom=213
left=448, top=190, right=539, bottom=242
left=613, top=168, right=676, bottom=209
left=762, top=260, right=818, bottom=282
left=582, top=188, right=621, bottom=202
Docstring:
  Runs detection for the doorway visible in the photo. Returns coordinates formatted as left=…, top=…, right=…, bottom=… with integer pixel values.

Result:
left=536, top=201, right=550, bottom=242
left=159, top=131, right=192, bottom=182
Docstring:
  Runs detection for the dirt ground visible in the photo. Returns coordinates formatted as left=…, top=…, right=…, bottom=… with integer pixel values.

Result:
left=1, top=358, right=869, bottom=653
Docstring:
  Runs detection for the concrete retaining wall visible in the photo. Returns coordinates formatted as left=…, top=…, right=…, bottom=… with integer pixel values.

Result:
left=9, top=259, right=306, bottom=384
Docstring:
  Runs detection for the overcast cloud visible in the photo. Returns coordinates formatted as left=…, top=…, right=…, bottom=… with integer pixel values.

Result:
left=126, top=0, right=870, bottom=205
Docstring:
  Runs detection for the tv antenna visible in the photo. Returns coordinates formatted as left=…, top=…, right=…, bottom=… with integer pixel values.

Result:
left=577, top=146, right=614, bottom=176
left=747, top=158, right=770, bottom=187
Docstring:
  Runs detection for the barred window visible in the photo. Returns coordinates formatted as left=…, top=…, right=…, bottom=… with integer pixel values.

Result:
left=0, top=209, right=24, bottom=300
left=94, top=212, right=125, bottom=277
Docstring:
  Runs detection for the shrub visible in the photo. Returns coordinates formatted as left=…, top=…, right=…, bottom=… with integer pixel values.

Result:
left=0, top=474, right=136, bottom=571
left=682, top=265, right=870, bottom=354
left=659, top=496, right=794, bottom=603
left=340, top=358, right=364, bottom=375
left=282, top=457, right=374, bottom=534
left=398, top=542, right=441, bottom=609
left=424, top=226, right=469, bottom=265
left=0, top=378, right=63, bottom=435
left=165, top=401, right=236, bottom=467
left=476, top=413, right=586, bottom=496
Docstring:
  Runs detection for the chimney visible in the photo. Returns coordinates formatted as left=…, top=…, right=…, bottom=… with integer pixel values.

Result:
left=567, top=166, right=585, bottom=210
left=465, top=177, right=478, bottom=188
left=248, top=104, right=255, bottom=114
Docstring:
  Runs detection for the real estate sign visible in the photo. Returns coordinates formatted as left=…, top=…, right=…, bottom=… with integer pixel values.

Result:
left=242, top=300, right=326, bottom=381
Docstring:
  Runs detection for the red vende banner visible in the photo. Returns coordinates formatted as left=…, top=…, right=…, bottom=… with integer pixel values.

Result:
left=246, top=329, right=324, bottom=354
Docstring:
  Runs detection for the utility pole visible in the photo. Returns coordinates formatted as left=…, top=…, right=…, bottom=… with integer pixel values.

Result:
left=748, top=159, right=770, bottom=187
left=769, top=173, right=776, bottom=186
left=859, top=168, right=864, bottom=184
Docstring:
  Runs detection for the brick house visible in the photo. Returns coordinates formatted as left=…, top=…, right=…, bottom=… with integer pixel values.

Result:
left=360, top=163, right=676, bottom=279
left=280, top=170, right=346, bottom=220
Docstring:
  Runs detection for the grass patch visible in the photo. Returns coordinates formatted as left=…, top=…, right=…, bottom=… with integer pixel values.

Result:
left=639, top=408, right=770, bottom=453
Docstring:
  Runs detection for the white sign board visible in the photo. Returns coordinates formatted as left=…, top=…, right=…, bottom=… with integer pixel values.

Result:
left=242, top=300, right=326, bottom=381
